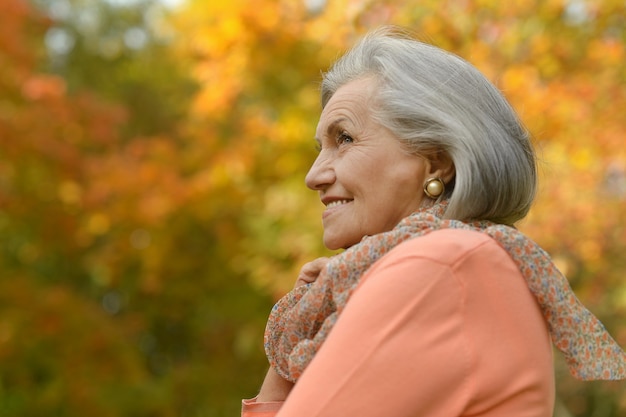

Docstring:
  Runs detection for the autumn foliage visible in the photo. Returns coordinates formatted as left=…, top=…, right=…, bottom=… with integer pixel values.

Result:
left=1, top=0, right=625, bottom=415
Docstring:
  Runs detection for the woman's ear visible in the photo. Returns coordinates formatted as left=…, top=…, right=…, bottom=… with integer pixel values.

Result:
left=426, top=150, right=455, bottom=184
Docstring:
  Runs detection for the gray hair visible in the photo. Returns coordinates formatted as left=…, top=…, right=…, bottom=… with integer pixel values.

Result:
left=321, top=27, right=537, bottom=225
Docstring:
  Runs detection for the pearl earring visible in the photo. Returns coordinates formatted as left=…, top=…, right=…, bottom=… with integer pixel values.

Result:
left=423, top=177, right=445, bottom=199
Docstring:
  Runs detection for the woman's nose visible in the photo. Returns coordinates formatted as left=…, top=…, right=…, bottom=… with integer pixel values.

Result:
left=305, top=152, right=335, bottom=191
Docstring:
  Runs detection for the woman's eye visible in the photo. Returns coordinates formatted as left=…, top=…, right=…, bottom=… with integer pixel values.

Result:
left=337, top=132, right=353, bottom=145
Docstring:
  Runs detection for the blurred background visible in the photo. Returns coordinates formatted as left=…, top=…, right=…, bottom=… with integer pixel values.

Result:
left=0, top=0, right=625, bottom=415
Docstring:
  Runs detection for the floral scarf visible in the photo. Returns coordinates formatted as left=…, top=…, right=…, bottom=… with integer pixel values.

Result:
left=265, top=202, right=626, bottom=382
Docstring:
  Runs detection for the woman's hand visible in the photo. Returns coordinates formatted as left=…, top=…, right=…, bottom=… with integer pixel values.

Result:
left=294, top=257, right=330, bottom=288
left=256, top=258, right=330, bottom=403
left=257, top=366, right=294, bottom=402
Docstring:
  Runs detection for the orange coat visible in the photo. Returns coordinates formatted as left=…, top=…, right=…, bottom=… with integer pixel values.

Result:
left=243, top=229, right=555, bottom=416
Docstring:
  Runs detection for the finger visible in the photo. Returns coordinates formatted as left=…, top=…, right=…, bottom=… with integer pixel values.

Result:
left=295, top=257, right=330, bottom=287
left=301, top=257, right=330, bottom=278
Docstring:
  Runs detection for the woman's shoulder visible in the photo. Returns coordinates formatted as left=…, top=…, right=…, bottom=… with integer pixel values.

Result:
left=361, top=227, right=555, bottom=414
left=387, top=227, right=508, bottom=267
left=363, top=227, right=522, bottom=293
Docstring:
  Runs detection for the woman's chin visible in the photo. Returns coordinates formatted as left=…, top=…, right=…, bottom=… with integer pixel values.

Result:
left=323, top=240, right=343, bottom=251
left=323, top=234, right=359, bottom=251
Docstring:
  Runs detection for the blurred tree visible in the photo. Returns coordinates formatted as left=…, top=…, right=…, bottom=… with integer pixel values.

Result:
left=2, top=0, right=273, bottom=415
left=0, top=1, right=162, bottom=415
left=38, top=0, right=197, bottom=138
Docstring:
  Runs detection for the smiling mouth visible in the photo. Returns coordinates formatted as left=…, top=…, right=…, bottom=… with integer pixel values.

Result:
left=326, top=199, right=352, bottom=208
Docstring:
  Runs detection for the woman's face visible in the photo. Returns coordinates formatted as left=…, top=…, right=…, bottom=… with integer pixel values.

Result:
left=306, top=77, right=432, bottom=250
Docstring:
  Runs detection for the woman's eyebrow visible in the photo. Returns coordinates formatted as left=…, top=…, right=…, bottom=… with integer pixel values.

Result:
left=314, top=117, right=348, bottom=143
left=314, top=117, right=351, bottom=147
left=326, top=118, right=347, bottom=135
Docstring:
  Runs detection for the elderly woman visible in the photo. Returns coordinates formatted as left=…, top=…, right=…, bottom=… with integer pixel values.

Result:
left=243, top=27, right=626, bottom=416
